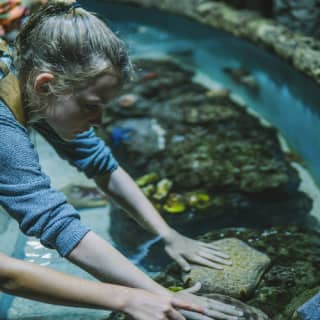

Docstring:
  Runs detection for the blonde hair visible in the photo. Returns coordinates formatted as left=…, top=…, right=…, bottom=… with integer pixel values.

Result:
left=14, top=1, right=132, bottom=122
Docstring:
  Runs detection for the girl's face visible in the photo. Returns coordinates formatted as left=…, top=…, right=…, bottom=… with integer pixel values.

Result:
left=44, top=73, right=120, bottom=141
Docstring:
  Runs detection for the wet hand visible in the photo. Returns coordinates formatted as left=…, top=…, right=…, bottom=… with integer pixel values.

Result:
left=122, top=288, right=204, bottom=320
left=163, top=229, right=231, bottom=272
left=175, top=283, right=244, bottom=320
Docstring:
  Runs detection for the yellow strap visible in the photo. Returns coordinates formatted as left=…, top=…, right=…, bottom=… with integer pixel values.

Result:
left=0, top=60, right=8, bottom=73
left=0, top=38, right=9, bottom=53
left=0, top=72, right=25, bottom=126
left=0, top=41, right=26, bottom=126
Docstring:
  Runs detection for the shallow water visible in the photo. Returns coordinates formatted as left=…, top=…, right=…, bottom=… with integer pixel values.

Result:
left=85, top=0, right=320, bottom=271
left=84, top=1, right=320, bottom=188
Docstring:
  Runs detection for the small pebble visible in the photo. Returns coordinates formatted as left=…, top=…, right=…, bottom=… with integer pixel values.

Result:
left=118, top=94, right=138, bottom=108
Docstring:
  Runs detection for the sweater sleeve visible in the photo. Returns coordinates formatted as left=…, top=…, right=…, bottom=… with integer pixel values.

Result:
left=33, top=121, right=119, bottom=179
left=0, top=107, right=90, bottom=257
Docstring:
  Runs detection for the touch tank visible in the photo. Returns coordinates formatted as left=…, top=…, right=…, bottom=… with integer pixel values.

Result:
left=1, top=1, right=320, bottom=319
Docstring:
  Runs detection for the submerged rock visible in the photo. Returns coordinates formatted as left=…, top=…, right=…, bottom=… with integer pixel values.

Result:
left=224, top=67, right=259, bottom=92
left=201, top=226, right=320, bottom=319
left=153, top=226, right=320, bottom=319
left=182, top=238, right=271, bottom=299
left=203, top=294, right=270, bottom=320
left=59, top=184, right=108, bottom=209
left=149, top=129, right=297, bottom=193
left=293, top=46, right=320, bottom=83
left=118, top=93, right=140, bottom=108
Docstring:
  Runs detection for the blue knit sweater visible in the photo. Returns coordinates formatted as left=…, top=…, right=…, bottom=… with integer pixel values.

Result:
left=0, top=52, right=118, bottom=257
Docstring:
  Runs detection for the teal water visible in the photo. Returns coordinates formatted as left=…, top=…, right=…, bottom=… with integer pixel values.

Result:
left=83, top=0, right=320, bottom=187
left=83, top=0, right=320, bottom=274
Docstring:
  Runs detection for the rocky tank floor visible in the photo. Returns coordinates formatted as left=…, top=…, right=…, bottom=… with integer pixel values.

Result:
left=98, top=58, right=320, bottom=320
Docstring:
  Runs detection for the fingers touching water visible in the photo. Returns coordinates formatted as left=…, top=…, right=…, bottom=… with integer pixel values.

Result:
left=175, top=283, right=244, bottom=320
left=164, top=230, right=231, bottom=272
left=123, top=288, right=204, bottom=320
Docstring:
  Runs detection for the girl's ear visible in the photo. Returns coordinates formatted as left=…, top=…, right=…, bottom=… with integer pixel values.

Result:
left=34, top=73, right=55, bottom=94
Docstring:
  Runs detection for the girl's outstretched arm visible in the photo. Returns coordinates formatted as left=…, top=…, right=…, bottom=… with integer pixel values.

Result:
left=67, top=231, right=170, bottom=295
left=95, top=166, right=231, bottom=272
left=0, top=251, right=125, bottom=309
left=0, top=252, right=202, bottom=320
left=67, top=232, right=243, bottom=320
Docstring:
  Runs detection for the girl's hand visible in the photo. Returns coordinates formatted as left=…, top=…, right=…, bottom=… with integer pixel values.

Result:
left=122, top=288, right=204, bottom=320
left=175, top=283, right=244, bottom=320
left=163, top=229, right=231, bottom=272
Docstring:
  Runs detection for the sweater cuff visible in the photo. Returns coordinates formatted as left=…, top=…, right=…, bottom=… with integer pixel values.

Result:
left=55, top=219, right=91, bottom=257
